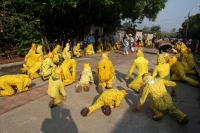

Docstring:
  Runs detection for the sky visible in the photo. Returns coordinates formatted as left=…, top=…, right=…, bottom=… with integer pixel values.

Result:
left=136, top=0, right=200, bottom=32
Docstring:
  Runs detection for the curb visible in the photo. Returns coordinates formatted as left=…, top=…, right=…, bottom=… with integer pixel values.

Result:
left=0, top=61, right=24, bottom=68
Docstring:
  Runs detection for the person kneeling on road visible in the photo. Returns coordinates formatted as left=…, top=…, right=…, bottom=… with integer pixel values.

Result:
left=132, top=73, right=189, bottom=125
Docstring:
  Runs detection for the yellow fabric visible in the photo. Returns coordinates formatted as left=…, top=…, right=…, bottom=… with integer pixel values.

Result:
left=28, top=56, right=43, bottom=79
left=88, top=89, right=127, bottom=114
left=136, top=78, right=186, bottom=122
left=0, top=74, right=32, bottom=96
left=52, top=45, right=61, bottom=62
left=47, top=77, right=66, bottom=105
left=60, top=58, right=76, bottom=86
left=183, top=52, right=195, bottom=70
left=96, top=53, right=115, bottom=89
left=73, top=43, right=82, bottom=57
left=39, top=57, right=56, bottom=79
left=97, top=42, right=103, bottom=53
left=126, top=51, right=148, bottom=91
left=62, top=43, right=71, bottom=59
left=76, top=64, right=94, bottom=88
left=36, top=45, right=43, bottom=56
left=106, top=43, right=113, bottom=51
left=24, top=43, right=37, bottom=62
left=152, top=54, right=170, bottom=80
left=169, top=57, right=199, bottom=86
left=85, top=44, right=95, bottom=55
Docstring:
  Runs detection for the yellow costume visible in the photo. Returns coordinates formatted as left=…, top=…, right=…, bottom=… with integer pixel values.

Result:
left=125, top=49, right=148, bottom=92
left=168, top=56, right=199, bottom=86
left=0, top=74, right=32, bottom=96
left=81, top=89, right=127, bottom=116
left=113, top=42, right=122, bottom=50
left=60, top=53, right=76, bottom=86
left=144, top=39, right=150, bottom=47
left=21, top=43, right=38, bottom=73
left=96, top=52, right=115, bottom=93
left=183, top=48, right=195, bottom=70
left=75, top=63, right=94, bottom=92
left=47, top=66, right=66, bottom=108
left=62, top=43, right=71, bottom=60
left=179, top=55, right=196, bottom=75
left=152, top=53, right=170, bottom=80
left=39, top=52, right=56, bottom=81
left=134, top=74, right=189, bottom=125
left=35, top=45, right=43, bottom=56
left=96, top=42, right=104, bottom=53
left=52, top=45, right=61, bottom=63
left=73, top=43, right=82, bottom=57
left=106, top=43, right=113, bottom=51
left=28, top=56, right=43, bottom=79
left=85, top=43, right=95, bottom=55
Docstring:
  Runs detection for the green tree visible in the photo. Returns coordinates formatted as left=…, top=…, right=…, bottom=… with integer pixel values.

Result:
left=171, top=28, right=176, bottom=34
left=150, top=25, right=161, bottom=32
left=142, top=26, right=150, bottom=34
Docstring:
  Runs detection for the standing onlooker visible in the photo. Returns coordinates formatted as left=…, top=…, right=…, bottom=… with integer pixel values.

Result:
left=123, top=38, right=129, bottom=55
left=128, top=34, right=134, bottom=52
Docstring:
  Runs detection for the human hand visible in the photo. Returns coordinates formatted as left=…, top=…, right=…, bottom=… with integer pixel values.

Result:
left=132, top=107, right=139, bottom=112
left=63, top=96, right=67, bottom=102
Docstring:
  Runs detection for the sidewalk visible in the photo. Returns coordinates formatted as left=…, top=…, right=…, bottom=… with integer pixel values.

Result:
left=0, top=47, right=199, bottom=133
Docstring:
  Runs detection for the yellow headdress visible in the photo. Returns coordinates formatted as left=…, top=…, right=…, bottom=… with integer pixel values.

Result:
left=101, top=52, right=108, bottom=60
left=84, top=63, right=90, bottom=68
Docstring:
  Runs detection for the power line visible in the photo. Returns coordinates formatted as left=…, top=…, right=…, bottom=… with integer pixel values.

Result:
left=189, top=0, right=199, bottom=12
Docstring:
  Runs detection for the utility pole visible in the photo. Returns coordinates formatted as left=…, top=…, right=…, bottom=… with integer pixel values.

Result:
left=185, top=12, right=190, bottom=37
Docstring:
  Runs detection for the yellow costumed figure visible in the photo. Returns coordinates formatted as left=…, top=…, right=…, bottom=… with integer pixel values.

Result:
left=179, top=54, right=196, bottom=75
left=132, top=73, right=189, bottom=125
left=62, top=43, right=72, bottom=59
left=85, top=43, right=95, bottom=55
left=52, top=44, right=61, bottom=63
left=47, top=66, right=66, bottom=108
left=168, top=56, right=200, bottom=86
left=152, top=53, right=170, bottom=80
left=96, top=52, right=115, bottom=94
left=73, top=43, right=82, bottom=57
left=75, top=63, right=94, bottom=93
left=28, top=56, right=44, bottom=79
left=81, top=89, right=127, bottom=117
left=125, top=48, right=148, bottom=92
left=96, top=42, right=104, bottom=53
left=183, top=48, right=195, bottom=70
left=60, top=53, right=76, bottom=86
left=144, top=39, right=151, bottom=47
left=21, top=43, right=38, bottom=74
left=39, top=52, right=56, bottom=81
left=106, top=43, right=113, bottom=51
left=35, top=45, right=43, bottom=56
left=0, top=74, right=32, bottom=96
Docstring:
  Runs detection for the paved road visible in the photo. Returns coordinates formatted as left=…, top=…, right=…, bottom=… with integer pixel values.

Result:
left=0, top=47, right=200, bottom=133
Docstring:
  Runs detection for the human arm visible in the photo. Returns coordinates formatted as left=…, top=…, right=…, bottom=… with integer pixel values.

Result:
left=59, top=81, right=67, bottom=100
left=125, top=61, right=136, bottom=80
left=136, top=86, right=149, bottom=110
left=163, top=79, right=177, bottom=97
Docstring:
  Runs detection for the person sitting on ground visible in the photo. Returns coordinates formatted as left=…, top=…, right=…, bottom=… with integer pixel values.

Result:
left=81, top=88, right=127, bottom=117
left=48, top=66, right=66, bottom=108
left=132, top=73, right=189, bottom=125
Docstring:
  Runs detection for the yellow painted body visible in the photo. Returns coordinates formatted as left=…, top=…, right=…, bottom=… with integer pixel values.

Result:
left=88, top=89, right=127, bottom=115
left=137, top=78, right=186, bottom=122
left=126, top=52, right=148, bottom=91
left=52, top=45, right=61, bottom=63
left=28, top=56, right=43, bottom=79
left=47, top=77, right=66, bottom=105
left=85, top=44, right=95, bottom=55
left=0, top=74, right=32, bottom=96
left=60, top=58, right=76, bottom=86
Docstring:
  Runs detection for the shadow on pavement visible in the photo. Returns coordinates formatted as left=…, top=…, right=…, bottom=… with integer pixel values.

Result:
left=41, top=106, right=78, bottom=133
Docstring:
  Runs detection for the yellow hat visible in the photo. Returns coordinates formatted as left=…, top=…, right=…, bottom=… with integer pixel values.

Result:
left=128, top=34, right=132, bottom=37
left=84, top=63, right=90, bottom=68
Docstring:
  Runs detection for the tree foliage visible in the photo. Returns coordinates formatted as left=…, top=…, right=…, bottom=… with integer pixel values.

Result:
left=179, top=13, right=200, bottom=39
left=150, top=25, right=161, bottom=33
left=0, top=0, right=168, bottom=55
